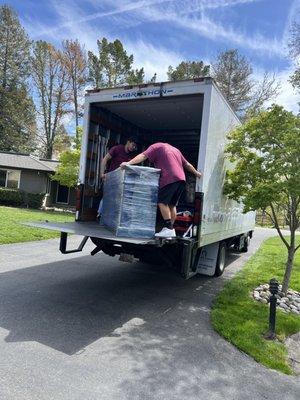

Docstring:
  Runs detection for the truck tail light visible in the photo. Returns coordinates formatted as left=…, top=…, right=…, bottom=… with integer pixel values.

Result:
left=193, top=194, right=202, bottom=225
left=75, top=184, right=84, bottom=220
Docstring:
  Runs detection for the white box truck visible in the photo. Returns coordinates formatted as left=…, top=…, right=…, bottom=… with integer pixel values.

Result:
left=28, top=78, right=255, bottom=278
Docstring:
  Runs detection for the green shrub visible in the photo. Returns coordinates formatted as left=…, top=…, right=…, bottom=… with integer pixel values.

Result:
left=0, top=188, right=45, bottom=209
left=0, top=188, right=23, bottom=206
left=22, top=192, right=45, bottom=209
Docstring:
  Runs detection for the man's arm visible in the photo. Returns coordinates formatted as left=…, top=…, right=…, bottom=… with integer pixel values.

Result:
left=121, top=153, right=148, bottom=167
left=100, top=153, right=112, bottom=178
left=184, top=162, right=202, bottom=179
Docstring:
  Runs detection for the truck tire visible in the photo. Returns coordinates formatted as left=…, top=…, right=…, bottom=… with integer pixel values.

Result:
left=241, top=235, right=250, bottom=252
left=214, top=242, right=226, bottom=277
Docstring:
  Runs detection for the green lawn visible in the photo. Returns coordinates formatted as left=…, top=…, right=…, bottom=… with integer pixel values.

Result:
left=211, top=236, right=300, bottom=375
left=0, top=206, right=74, bottom=244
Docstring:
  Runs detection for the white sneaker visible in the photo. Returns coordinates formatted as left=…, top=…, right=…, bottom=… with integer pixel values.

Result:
left=155, top=228, right=176, bottom=238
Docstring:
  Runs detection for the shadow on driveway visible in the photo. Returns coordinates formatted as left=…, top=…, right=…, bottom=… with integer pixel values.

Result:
left=0, top=250, right=238, bottom=355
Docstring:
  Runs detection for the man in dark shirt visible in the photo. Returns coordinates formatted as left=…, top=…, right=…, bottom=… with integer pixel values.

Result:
left=100, top=137, right=138, bottom=178
left=121, top=142, right=202, bottom=238
left=97, top=137, right=138, bottom=217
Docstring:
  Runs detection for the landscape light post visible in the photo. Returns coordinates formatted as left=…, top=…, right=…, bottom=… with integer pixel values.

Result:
left=267, top=278, right=279, bottom=339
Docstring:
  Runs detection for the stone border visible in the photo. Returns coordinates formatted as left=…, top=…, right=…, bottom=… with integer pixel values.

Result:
left=252, top=284, right=300, bottom=315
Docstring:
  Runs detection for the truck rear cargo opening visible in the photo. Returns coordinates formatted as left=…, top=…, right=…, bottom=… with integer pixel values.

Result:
left=26, top=79, right=255, bottom=279
left=78, top=93, right=203, bottom=230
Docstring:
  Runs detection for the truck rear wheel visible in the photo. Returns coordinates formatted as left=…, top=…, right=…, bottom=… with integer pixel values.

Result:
left=214, top=242, right=226, bottom=277
left=241, top=235, right=250, bottom=252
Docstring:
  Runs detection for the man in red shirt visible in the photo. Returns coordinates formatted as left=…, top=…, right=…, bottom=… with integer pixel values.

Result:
left=97, top=137, right=138, bottom=218
left=121, top=142, right=202, bottom=238
left=100, top=137, right=138, bottom=178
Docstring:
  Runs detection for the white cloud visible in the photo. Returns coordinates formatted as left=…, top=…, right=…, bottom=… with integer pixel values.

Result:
left=28, top=0, right=267, bottom=55
left=28, top=0, right=172, bottom=38
left=22, top=0, right=299, bottom=112
left=138, top=0, right=286, bottom=57
left=125, top=40, right=182, bottom=81
left=23, top=0, right=285, bottom=59
left=22, top=0, right=183, bottom=81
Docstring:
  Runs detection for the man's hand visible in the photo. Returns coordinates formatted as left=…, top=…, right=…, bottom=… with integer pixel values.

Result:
left=184, top=162, right=203, bottom=179
left=101, top=173, right=106, bottom=180
left=120, top=162, right=130, bottom=168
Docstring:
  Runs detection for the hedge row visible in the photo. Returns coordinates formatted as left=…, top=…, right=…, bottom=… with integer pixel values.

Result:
left=0, top=188, right=45, bottom=209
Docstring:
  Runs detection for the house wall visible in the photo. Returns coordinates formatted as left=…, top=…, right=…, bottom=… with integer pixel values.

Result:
left=19, top=170, right=48, bottom=193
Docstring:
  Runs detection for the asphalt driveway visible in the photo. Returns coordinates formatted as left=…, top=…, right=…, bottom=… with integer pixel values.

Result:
left=0, top=228, right=299, bottom=400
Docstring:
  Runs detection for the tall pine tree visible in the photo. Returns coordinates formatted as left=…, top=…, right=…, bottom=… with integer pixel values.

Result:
left=212, top=50, right=253, bottom=114
left=212, top=49, right=279, bottom=116
left=88, top=38, right=144, bottom=88
left=0, top=5, right=36, bottom=153
left=167, top=61, right=210, bottom=81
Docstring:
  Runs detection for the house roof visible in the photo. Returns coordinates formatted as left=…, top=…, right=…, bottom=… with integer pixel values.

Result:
left=0, top=151, right=59, bottom=172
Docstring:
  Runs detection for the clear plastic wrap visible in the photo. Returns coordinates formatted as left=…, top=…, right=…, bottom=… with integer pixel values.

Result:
left=101, top=166, right=160, bottom=238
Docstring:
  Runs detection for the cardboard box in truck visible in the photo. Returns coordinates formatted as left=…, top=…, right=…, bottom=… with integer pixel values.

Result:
left=26, top=78, right=255, bottom=279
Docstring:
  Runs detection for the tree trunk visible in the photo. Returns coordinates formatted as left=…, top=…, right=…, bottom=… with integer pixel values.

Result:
left=75, top=100, right=78, bottom=129
left=281, top=240, right=295, bottom=295
left=73, top=61, right=79, bottom=129
left=46, top=144, right=53, bottom=160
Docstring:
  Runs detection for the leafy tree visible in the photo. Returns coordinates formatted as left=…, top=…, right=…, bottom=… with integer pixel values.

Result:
left=225, top=105, right=300, bottom=294
left=52, top=149, right=80, bottom=187
left=88, top=50, right=104, bottom=88
left=31, top=40, right=71, bottom=159
left=127, top=67, right=145, bottom=85
left=212, top=49, right=279, bottom=115
left=62, top=39, right=87, bottom=129
left=0, top=84, right=36, bottom=153
left=73, top=125, right=82, bottom=150
left=167, top=61, right=210, bottom=81
left=88, top=37, right=144, bottom=88
left=0, top=5, right=36, bottom=152
left=52, top=127, right=82, bottom=187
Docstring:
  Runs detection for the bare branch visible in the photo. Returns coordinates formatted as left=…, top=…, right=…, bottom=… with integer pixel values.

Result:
left=249, top=72, right=281, bottom=113
left=31, top=41, right=71, bottom=158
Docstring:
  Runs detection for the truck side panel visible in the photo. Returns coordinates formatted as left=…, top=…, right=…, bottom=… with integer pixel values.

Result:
left=199, top=84, right=255, bottom=246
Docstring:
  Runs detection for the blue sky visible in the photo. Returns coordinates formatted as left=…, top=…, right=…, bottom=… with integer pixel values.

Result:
left=3, top=0, right=300, bottom=111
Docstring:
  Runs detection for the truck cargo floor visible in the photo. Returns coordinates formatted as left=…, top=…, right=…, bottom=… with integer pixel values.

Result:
left=24, top=221, right=154, bottom=245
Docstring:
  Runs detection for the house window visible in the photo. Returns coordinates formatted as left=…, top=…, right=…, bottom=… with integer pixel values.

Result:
left=0, top=170, right=6, bottom=187
left=56, top=184, right=69, bottom=204
left=0, top=169, right=21, bottom=189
